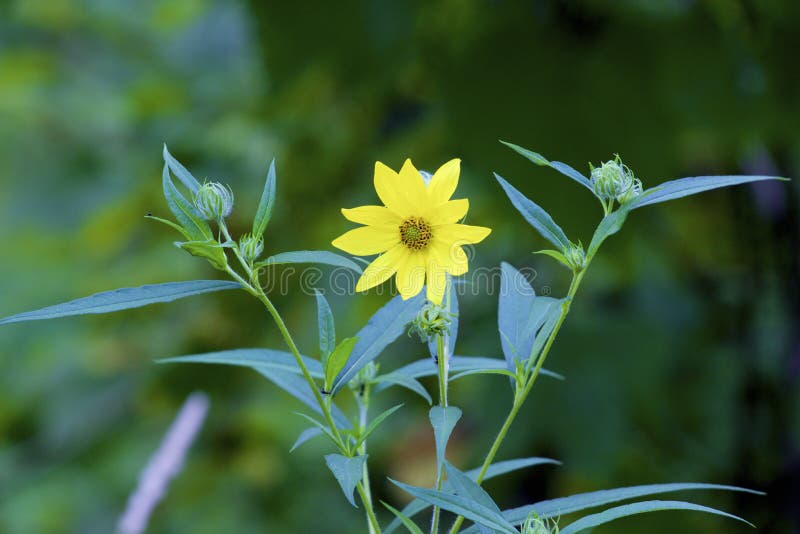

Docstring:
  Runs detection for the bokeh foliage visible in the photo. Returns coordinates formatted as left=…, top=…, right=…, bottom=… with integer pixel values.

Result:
left=1, top=0, right=798, bottom=532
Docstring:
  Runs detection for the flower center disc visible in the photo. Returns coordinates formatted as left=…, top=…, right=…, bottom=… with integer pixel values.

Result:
left=399, top=217, right=432, bottom=250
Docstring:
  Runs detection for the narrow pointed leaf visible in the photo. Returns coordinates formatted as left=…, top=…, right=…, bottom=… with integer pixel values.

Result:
left=534, top=249, right=571, bottom=269
left=159, top=348, right=323, bottom=378
left=253, top=158, right=277, bottom=236
left=325, top=454, right=368, bottom=507
left=501, top=482, right=764, bottom=525
left=496, top=174, right=570, bottom=250
left=325, top=337, right=358, bottom=391
left=382, top=502, right=425, bottom=534
left=586, top=205, right=633, bottom=259
left=163, top=144, right=201, bottom=194
left=254, top=367, right=350, bottom=429
left=315, top=290, right=336, bottom=361
left=354, top=404, right=403, bottom=448
left=450, top=368, right=518, bottom=381
left=260, top=250, right=363, bottom=273
left=429, top=406, right=462, bottom=467
left=630, top=175, right=787, bottom=210
left=379, top=356, right=563, bottom=385
left=372, top=373, right=432, bottom=404
left=445, top=462, right=502, bottom=513
left=390, top=480, right=517, bottom=534
left=559, top=500, right=753, bottom=534
left=290, top=427, right=323, bottom=452
left=293, top=413, right=338, bottom=444
left=331, top=292, right=426, bottom=393
left=385, top=457, right=558, bottom=534
left=162, top=163, right=212, bottom=240
left=501, top=141, right=593, bottom=191
left=0, top=280, right=241, bottom=325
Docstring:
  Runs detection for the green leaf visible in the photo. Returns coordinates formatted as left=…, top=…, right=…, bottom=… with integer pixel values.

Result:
left=381, top=502, right=425, bottom=534
left=293, top=412, right=339, bottom=445
left=0, top=280, right=241, bottom=326
left=496, top=173, right=571, bottom=250
left=163, top=144, right=201, bottom=194
left=325, top=337, right=359, bottom=392
left=450, top=368, right=518, bottom=381
left=445, top=462, right=502, bottom=513
left=380, top=356, right=563, bottom=384
left=162, top=163, right=212, bottom=241
left=630, top=174, right=787, bottom=210
left=372, top=373, right=432, bottom=404
left=586, top=204, right=633, bottom=260
left=429, top=406, right=462, bottom=467
left=353, top=404, right=403, bottom=448
left=290, top=427, right=323, bottom=452
left=390, top=480, right=517, bottom=534
left=253, top=158, right=277, bottom=237
left=159, top=348, right=323, bottom=378
left=331, top=292, right=426, bottom=393
left=325, top=454, right=368, bottom=507
left=559, top=500, right=753, bottom=533
left=315, top=290, right=336, bottom=362
left=500, top=141, right=593, bottom=191
left=259, top=250, right=363, bottom=273
left=384, top=457, right=558, bottom=534
left=533, top=249, right=571, bottom=269
left=254, top=367, right=350, bottom=429
left=145, top=214, right=192, bottom=240
left=176, top=239, right=228, bottom=270
left=501, top=483, right=764, bottom=525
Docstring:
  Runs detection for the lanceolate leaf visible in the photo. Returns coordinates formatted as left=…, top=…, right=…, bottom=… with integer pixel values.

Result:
left=390, top=480, right=517, bottom=534
left=379, top=356, right=563, bottom=386
left=254, top=367, right=350, bottom=429
left=384, top=457, right=559, bottom=534
left=559, top=500, right=753, bottom=534
left=162, top=163, right=212, bottom=241
left=445, top=462, right=502, bottom=513
left=382, top=502, right=425, bottom=534
left=290, top=427, right=323, bottom=452
left=586, top=205, right=633, bottom=260
left=496, top=174, right=571, bottom=250
left=0, top=280, right=241, bottom=325
left=325, top=454, right=368, bottom=507
left=372, top=373, right=432, bottom=404
left=630, top=174, right=786, bottom=210
left=315, top=290, right=336, bottom=360
left=325, top=337, right=359, bottom=391
left=159, top=348, right=323, bottom=378
left=260, top=250, right=363, bottom=273
left=354, top=404, right=403, bottom=448
left=163, top=144, right=202, bottom=194
left=500, top=141, right=593, bottom=191
left=331, top=292, right=426, bottom=393
left=429, top=406, right=462, bottom=468
left=253, top=158, right=277, bottom=237
left=500, top=482, right=763, bottom=525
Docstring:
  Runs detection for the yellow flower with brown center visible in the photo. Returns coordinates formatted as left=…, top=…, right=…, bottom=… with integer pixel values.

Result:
left=332, top=158, right=491, bottom=304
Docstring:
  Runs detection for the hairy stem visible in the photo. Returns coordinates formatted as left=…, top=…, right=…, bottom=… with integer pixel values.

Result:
left=430, top=333, right=449, bottom=534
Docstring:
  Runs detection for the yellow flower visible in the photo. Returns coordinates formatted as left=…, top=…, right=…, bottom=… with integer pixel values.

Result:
left=332, top=158, right=491, bottom=304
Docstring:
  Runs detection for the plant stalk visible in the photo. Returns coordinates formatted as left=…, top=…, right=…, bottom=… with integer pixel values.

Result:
left=430, top=333, right=449, bottom=534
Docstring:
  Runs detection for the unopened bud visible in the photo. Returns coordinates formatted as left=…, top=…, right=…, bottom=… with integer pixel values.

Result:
left=409, top=301, right=453, bottom=342
left=239, top=233, right=264, bottom=264
left=348, top=361, right=378, bottom=392
left=194, top=182, right=234, bottom=220
left=522, top=512, right=558, bottom=534
left=590, top=156, right=639, bottom=203
left=565, top=241, right=586, bottom=270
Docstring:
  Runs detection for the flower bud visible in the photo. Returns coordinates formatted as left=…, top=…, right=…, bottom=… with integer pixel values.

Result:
left=239, top=233, right=264, bottom=264
left=522, top=512, right=558, bottom=534
left=565, top=241, right=586, bottom=270
left=348, top=361, right=378, bottom=393
left=194, top=182, right=234, bottom=220
left=590, top=156, right=638, bottom=203
left=409, top=301, right=453, bottom=342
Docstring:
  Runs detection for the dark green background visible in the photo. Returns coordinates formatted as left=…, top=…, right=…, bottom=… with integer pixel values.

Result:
left=1, top=1, right=798, bottom=532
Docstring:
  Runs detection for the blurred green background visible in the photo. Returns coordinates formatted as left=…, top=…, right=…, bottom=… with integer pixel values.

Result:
left=1, top=1, right=798, bottom=532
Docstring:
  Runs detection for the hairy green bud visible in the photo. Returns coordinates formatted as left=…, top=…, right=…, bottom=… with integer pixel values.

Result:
left=590, top=156, right=640, bottom=204
left=522, top=512, right=558, bottom=534
left=348, top=361, right=378, bottom=393
left=239, top=233, right=264, bottom=264
left=565, top=241, right=586, bottom=270
left=194, top=182, right=234, bottom=220
left=409, top=301, right=453, bottom=342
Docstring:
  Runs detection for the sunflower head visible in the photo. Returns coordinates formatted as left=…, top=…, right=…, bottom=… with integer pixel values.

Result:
left=332, top=158, right=491, bottom=305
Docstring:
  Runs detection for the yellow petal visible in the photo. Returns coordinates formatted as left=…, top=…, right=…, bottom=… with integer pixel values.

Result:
left=395, top=251, right=426, bottom=300
left=426, top=260, right=448, bottom=304
left=433, top=223, right=491, bottom=245
left=427, top=159, right=460, bottom=205
left=429, top=198, right=468, bottom=225
left=355, top=244, right=407, bottom=292
left=374, top=160, right=425, bottom=218
left=332, top=225, right=398, bottom=255
left=342, top=206, right=401, bottom=226
left=398, top=159, right=431, bottom=216
left=447, top=245, right=469, bottom=276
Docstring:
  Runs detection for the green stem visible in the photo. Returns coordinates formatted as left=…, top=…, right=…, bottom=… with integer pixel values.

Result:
left=447, top=268, right=588, bottom=534
left=357, top=391, right=377, bottom=534
left=430, top=334, right=449, bottom=534
left=357, top=481, right=382, bottom=533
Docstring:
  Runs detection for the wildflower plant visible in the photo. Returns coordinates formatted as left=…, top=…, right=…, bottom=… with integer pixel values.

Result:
left=0, top=141, right=787, bottom=533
